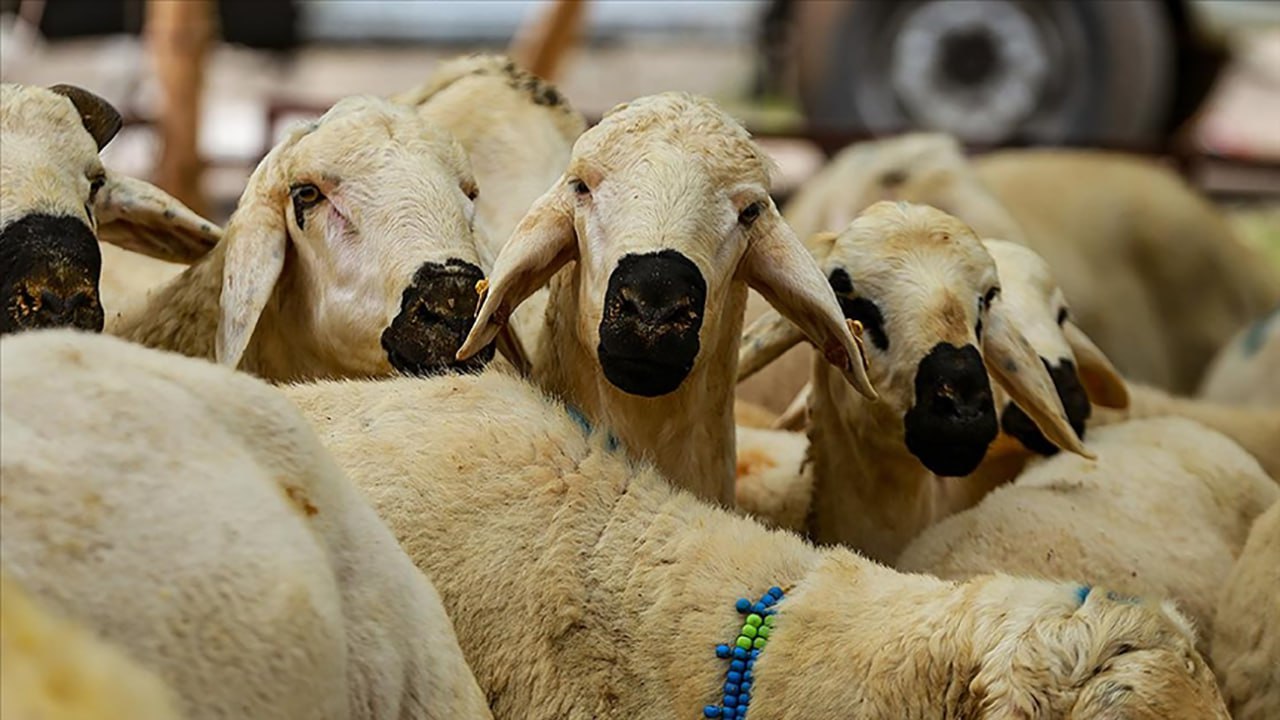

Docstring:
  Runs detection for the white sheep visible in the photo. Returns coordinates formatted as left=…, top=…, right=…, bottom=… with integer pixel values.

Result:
left=736, top=133, right=1030, bottom=414
left=394, top=54, right=586, bottom=367
left=1198, top=303, right=1280, bottom=407
left=107, top=94, right=520, bottom=382
left=896, top=417, right=1277, bottom=647
left=1, top=82, right=219, bottom=335
left=1212, top=499, right=1280, bottom=720
left=975, top=148, right=1280, bottom=393
left=0, top=329, right=493, bottom=720
left=283, top=368, right=1229, bottom=719
left=1, top=569, right=184, bottom=720
left=737, top=202, right=1086, bottom=562
left=455, top=92, right=875, bottom=507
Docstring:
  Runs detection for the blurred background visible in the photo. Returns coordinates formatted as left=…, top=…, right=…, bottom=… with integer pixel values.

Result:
left=2, top=0, right=1278, bottom=264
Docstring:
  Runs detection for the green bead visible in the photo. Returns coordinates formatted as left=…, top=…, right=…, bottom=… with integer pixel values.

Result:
left=741, top=624, right=757, bottom=639
left=764, top=616, right=776, bottom=627
left=753, top=637, right=768, bottom=649
left=746, top=614, right=763, bottom=627
left=757, top=626, right=770, bottom=639
left=736, top=636, right=752, bottom=650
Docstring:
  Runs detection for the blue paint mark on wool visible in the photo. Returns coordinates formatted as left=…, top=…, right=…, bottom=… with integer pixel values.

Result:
left=564, top=404, right=620, bottom=452
left=1241, top=305, right=1279, bottom=357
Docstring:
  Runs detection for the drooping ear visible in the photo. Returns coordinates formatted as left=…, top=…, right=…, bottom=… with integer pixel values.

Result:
left=739, top=204, right=876, bottom=400
left=456, top=182, right=577, bottom=361
left=1063, top=321, right=1129, bottom=409
left=48, top=84, right=122, bottom=150
left=215, top=171, right=289, bottom=369
left=982, top=298, right=1094, bottom=458
left=94, top=172, right=222, bottom=263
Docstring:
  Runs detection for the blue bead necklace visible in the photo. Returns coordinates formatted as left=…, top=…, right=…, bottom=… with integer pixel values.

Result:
left=703, top=586, right=786, bottom=719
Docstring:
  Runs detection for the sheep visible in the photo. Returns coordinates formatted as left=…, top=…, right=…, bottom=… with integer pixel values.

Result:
left=393, top=54, right=586, bottom=364
left=107, top=94, right=520, bottom=382
left=284, top=368, right=1229, bottom=719
left=896, top=417, right=1278, bottom=648
left=1, top=569, right=184, bottom=720
left=974, top=148, right=1280, bottom=393
left=97, top=243, right=189, bottom=319
left=455, top=92, right=875, bottom=507
left=736, top=133, right=1029, bottom=414
left=1, top=329, right=494, bottom=720
left=1198, top=303, right=1280, bottom=407
left=737, top=201, right=1086, bottom=562
left=1212, top=499, right=1280, bottom=720
left=1, top=82, right=219, bottom=336
left=737, top=134, right=1280, bottom=410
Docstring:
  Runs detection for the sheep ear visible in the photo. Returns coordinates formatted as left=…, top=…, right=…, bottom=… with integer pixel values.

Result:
left=94, top=172, right=221, bottom=263
left=48, top=84, right=122, bottom=150
left=457, top=183, right=577, bottom=361
left=739, top=205, right=876, bottom=400
left=1064, top=321, right=1129, bottom=409
left=216, top=191, right=288, bottom=369
left=982, top=298, right=1094, bottom=458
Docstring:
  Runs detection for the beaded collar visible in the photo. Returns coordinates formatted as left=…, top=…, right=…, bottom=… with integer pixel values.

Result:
left=703, top=586, right=786, bottom=719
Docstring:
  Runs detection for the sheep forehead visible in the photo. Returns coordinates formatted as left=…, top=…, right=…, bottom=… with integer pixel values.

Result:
left=833, top=202, right=996, bottom=290
left=576, top=92, right=771, bottom=189
left=281, top=100, right=472, bottom=190
left=0, top=84, right=99, bottom=164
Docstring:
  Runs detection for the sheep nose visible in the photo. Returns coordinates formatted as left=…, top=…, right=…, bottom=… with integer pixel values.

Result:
left=0, top=213, right=105, bottom=336
left=597, top=250, right=708, bottom=397
left=930, top=379, right=989, bottom=422
left=903, top=342, right=999, bottom=477
left=382, top=259, right=494, bottom=377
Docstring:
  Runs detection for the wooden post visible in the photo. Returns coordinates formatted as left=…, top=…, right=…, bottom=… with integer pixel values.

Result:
left=145, top=0, right=214, bottom=217
left=508, top=0, right=587, bottom=82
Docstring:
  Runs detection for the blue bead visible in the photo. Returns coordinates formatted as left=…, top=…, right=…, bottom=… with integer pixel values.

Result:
left=725, top=683, right=740, bottom=695
left=737, top=709, right=747, bottom=719
left=768, top=586, right=783, bottom=599
left=752, top=603, right=766, bottom=614
left=730, top=660, right=745, bottom=672
left=751, top=649, right=761, bottom=659
left=744, top=671, right=753, bottom=682
left=724, top=695, right=738, bottom=708
left=703, top=706, right=721, bottom=718
left=739, top=694, right=751, bottom=706
left=761, top=595, right=776, bottom=607
left=733, top=647, right=748, bottom=660
left=715, top=644, right=731, bottom=658
left=741, top=682, right=752, bottom=693
left=735, top=598, right=751, bottom=613
left=727, top=671, right=742, bottom=684
left=746, top=659, right=755, bottom=670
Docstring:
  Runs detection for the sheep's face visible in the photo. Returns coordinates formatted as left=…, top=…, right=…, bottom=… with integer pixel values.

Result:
left=821, top=202, right=1003, bottom=476
left=0, top=84, right=116, bottom=335
left=984, top=240, right=1129, bottom=456
left=975, top=582, right=1227, bottom=719
left=801, top=132, right=1023, bottom=242
left=217, top=96, right=493, bottom=378
left=458, top=92, right=875, bottom=401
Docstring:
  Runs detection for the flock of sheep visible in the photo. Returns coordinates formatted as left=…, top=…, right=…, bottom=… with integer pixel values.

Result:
left=2, top=54, right=1278, bottom=720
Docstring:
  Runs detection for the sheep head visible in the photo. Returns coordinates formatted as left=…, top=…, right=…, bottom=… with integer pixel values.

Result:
left=741, top=201, right=1087, bottom=477
left=788, top=132, right=1025, bottom=243
left=982, top=239, right=1129, bottom=458
left=0, top=83, right=219, bottom=336
left=971, top=579, right=1226, bottom=719
left=215, top=95, right=511, bottom=379
left=458, top=92, right=874, bottom=400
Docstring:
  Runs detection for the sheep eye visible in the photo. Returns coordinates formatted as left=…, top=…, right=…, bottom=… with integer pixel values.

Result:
left=463, top=183, right=479, bottom=202
left=738, top=201, right=763, bottom=227
left=572, top=179, right=590, bottom=195
left=1057, top=307, right=1069, bottom=326
left=88, top=175, right=105, bottom=202
left=291, top=184, right=323, bottom=207
left=981, top=286, right=1000, bottom=308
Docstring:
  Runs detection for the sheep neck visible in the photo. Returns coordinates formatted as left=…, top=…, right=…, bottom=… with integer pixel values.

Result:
left=108, top=244, right=325, bottom=383
left=805, top=360, right=957, bottom=563
left=536, top=264, right=743, bottom=508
